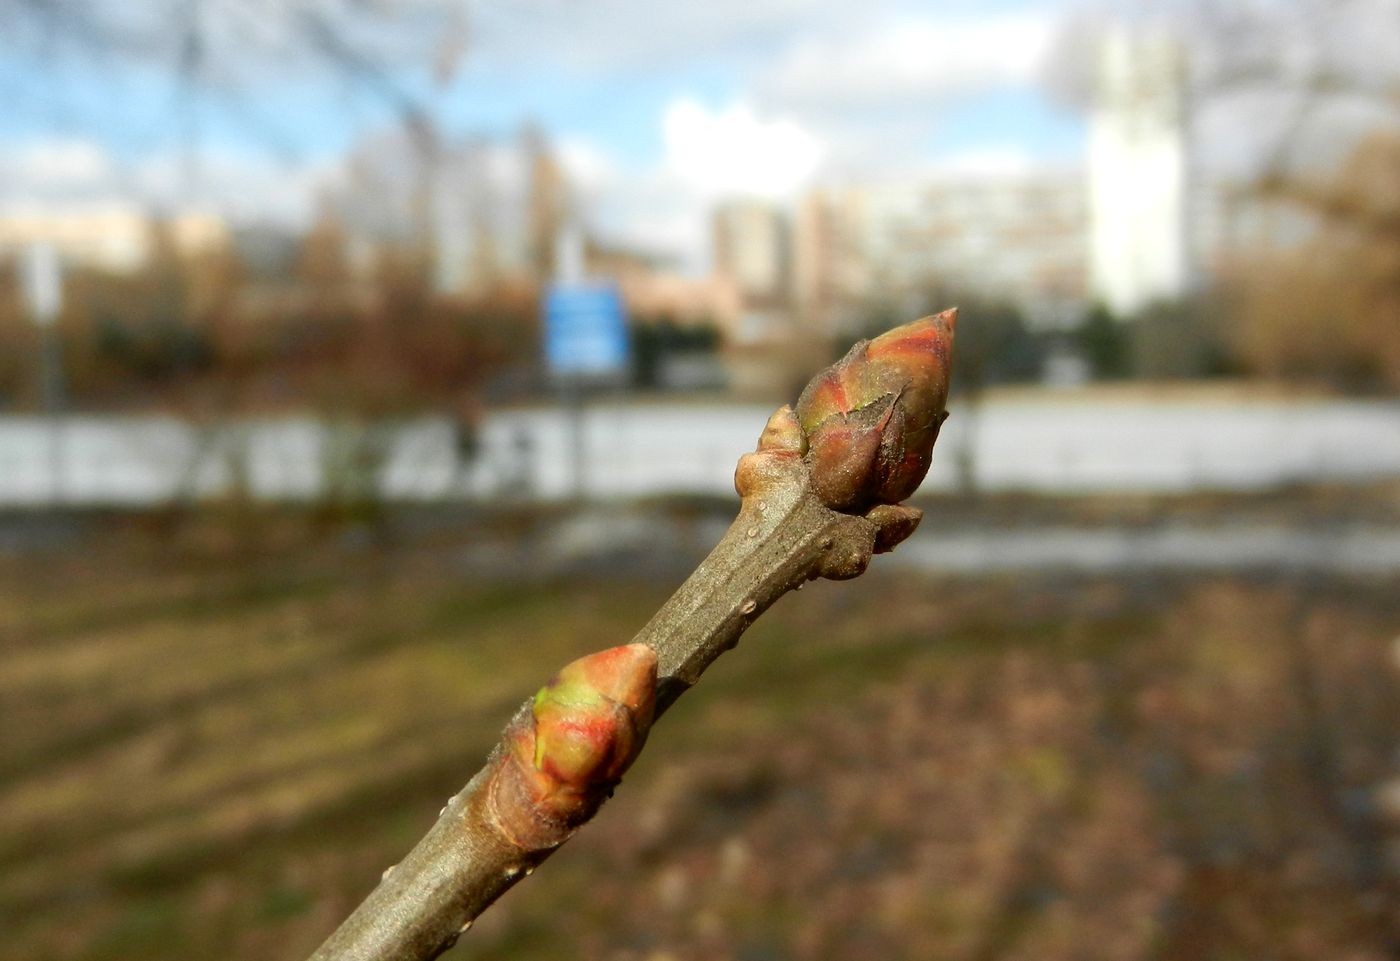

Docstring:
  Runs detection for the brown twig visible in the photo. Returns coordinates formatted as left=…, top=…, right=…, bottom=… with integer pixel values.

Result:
left=305, top=310, right=957, bottom=961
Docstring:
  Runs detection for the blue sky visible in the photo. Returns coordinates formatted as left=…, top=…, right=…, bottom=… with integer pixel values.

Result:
left=0, top=0, right=1088, bottom=263
left=3, top=0, right=1393, bottom=272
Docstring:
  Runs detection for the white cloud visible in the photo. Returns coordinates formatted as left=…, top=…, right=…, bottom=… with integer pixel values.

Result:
left=0, top=141, right=124, bottom=211
left=923, top=146, right=1041, bottom=179
left=470, top=0, right=872, bottom=74
left=133, top=151, right=333, bottom=227
left=465, top=1, right=1071, bottom=187
left=555, top=138, right=617, bottom=195
left=730, top=11, right=1073, bottom=179
left=558, top=99, right=827, bottom=273
left=662, top=99, right=824, bottom=200
left=9, top=141, right=113, bottom=185
left=0, top=137, right=332, bottom=227
left=759, top=13, right=1056, bottom=110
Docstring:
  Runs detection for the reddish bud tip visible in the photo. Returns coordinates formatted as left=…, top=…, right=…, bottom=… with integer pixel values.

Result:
left=795, top=311, right=955, bottom=511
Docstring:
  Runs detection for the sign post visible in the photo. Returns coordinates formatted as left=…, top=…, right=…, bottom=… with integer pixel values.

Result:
left=21, top=242, right=65, bottom=413
left=20, top=242, right=65, bottom=505
left=543, top=283, right=629, bottom=379
left=543, top=260, right=629, bottom=499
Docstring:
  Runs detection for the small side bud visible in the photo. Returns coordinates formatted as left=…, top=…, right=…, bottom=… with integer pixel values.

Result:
left=795, top=310, right=956, bottom=511
left=489, top=644, right=657, bottom=850
left=735, top=405, right=806, bottom=498
left=867, top=504, right=924, bottom=554
left=531, top=644, right=655, bottom=790
left=756, top=405, right=807, bottom=455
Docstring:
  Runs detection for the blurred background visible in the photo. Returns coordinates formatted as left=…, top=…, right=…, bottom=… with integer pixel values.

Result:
left=2, top=0, right=1399, bottom=959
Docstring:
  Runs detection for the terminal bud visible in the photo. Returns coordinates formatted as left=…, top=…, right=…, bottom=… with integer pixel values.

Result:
left=795, top=309, right=956, bottom=511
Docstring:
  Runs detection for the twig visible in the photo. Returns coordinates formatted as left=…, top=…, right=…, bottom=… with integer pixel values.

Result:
left=306, top=310, right=957, bottom=961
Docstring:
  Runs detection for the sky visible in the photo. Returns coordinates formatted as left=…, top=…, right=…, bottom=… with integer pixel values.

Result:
left=1, top=0, right=1395, bottom=270
left=0, top=0, right=1092, bottom=267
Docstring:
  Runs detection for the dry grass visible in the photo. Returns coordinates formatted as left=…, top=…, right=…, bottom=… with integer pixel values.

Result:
left=1, top=517, right=1397, bottom=960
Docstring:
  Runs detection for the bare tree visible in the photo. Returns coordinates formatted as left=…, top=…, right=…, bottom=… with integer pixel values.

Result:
left=1047, top=0, right=1400, bottom=389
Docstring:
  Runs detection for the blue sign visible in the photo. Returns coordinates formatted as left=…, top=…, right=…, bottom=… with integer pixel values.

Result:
left=544, top=282, right=630, bottom=377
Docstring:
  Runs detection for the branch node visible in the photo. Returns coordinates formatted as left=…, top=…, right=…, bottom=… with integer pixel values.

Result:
left=868, top=504, right=924, bottom=554
left=817, top=519, right=878, bottom=581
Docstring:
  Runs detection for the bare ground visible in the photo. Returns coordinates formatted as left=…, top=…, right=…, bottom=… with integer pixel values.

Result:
left=1, top=498, right=1397, bottom=961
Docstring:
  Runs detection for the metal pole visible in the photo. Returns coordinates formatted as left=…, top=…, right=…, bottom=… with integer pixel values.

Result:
left=567, top=376, right=585, bottom=500
left=22, top=242, right=65, bottom=506
left=40, top=326, right=65, bottom=414
left=41, top=327, right=66, bottom=506
left=554, top=225, right=587, bottom=502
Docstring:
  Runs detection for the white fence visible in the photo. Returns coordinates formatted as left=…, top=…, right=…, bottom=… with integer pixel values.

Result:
left=1, top=395, right=1398, bottom=506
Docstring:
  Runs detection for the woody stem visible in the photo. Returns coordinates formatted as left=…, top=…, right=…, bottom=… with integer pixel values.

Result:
left=305, top=472, right=883, bottom=961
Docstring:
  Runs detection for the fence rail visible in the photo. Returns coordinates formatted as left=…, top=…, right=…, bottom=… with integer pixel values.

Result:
left=1, top=396, right=1398, bottom=507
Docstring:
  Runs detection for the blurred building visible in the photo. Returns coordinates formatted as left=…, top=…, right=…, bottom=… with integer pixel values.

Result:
left=777, top=30, right=1215, bottom=339
left=0, top=206, right=228, bottom=273
left=599, top=254, right=737, bottom=327
left=1088, top=28, right=1191, bottom=316
left=704, top=173, right=1093, bottom=392
left=709, top=199, right=817, bottom=396
left=326, top=122, right=566, bottom=297
left=711, top=199, right=794, bottom=345
left=794, top=174, right=1089, bottom=333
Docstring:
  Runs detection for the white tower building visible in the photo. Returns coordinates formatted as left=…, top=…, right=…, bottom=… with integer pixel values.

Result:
left=1088, top=28, right=1190, bottom=317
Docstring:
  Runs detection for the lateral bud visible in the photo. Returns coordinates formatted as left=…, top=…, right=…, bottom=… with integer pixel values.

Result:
left=488, top=644, right=657, bottom=850
left=734, top=405, right=806, bottom=498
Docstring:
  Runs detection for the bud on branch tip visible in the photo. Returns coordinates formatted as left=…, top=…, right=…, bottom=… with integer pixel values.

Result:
left=795, top=309, right=956, bottom=511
